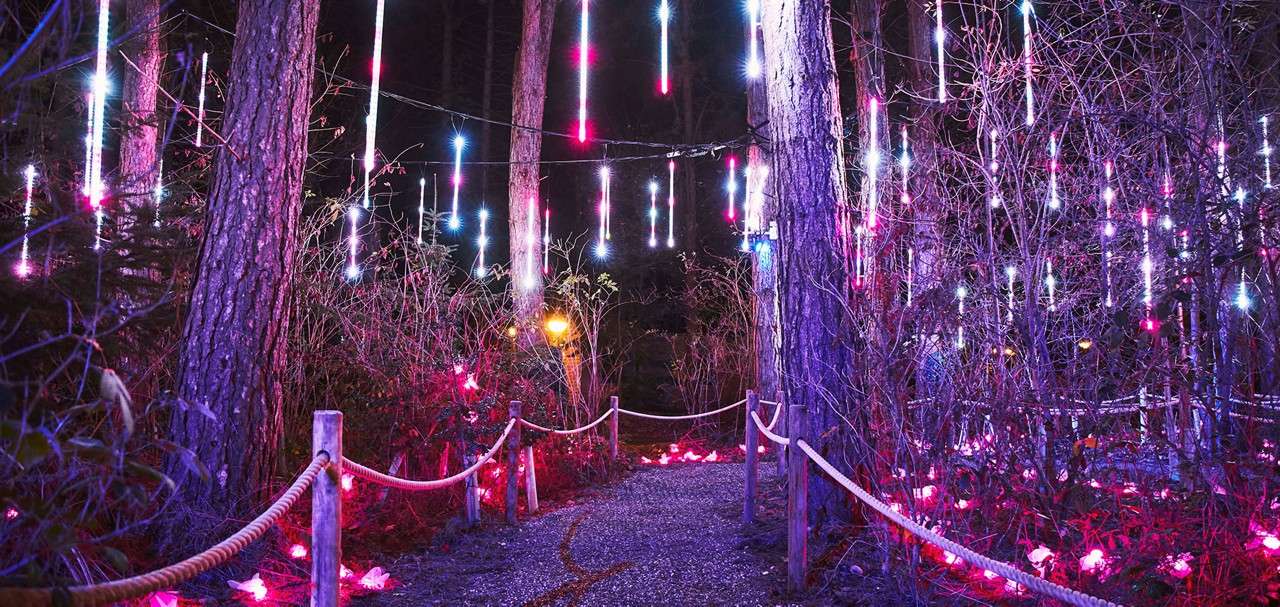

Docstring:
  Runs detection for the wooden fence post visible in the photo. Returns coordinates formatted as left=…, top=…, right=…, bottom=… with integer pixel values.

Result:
left=609, top=395, right=620, bottom=462
left=506, top=400, right=522, bottom=524
left=523, top=445, right=539, bottom=514
left=464, top=453, right=480, bottom=527
left=742, top=390, right=759, bottom=524
left=776, top=393, right=787, bottom=477
left=786, top=404, right=808, bottom=593
left=311, top=411, right=342, bottom=607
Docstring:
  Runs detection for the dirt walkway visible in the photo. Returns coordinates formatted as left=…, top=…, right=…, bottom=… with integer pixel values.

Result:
left=358, top=463, right=796, bottom=607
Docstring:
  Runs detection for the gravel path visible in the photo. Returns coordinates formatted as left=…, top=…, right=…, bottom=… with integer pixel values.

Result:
left=358, top=463, right=795, bottom=607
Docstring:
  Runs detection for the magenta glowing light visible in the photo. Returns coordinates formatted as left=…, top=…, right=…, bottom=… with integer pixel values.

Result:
left=345, top=206, right=361, bottom=281
left=667, top=160, right=676, bottom=248
left=578, top=0, right=590, bottom=143
left=596, top=166, right=610, bottom=258
left=1141, top=206, right=1154, bottom=322
left=1161, top=174, right=1174, bottom=230
left=449, top=135, right=465, bottom=231
left=899, top=127, right=911, bottom=206
left=935, top=0, right=946, bottom=102
left=417, top=177, right=426, bottom=244
left=543, top=207, right=551, bottom=274
left=726, top=157, right=738, bottom=221
left=648, top=180, right=659, bottom=248
left=1021, top=0, right=1035, bottom=126
left=1261, top=116, right=1273, bottom=189
left=195, top=51, right=209, bottom=147
left=1102, top=160, right=1115, bottom=307
left=658, top=0, right=671, bottom=95
left=524, top=197, right=538, bottom=289
left=1048, top=132, right=1060, bottom=210
left=361, top=0, right=386, bottom=211
left=16, top=165, right=36, bottom=278
left=1045, top=259, right=1057, bottom=311
left=745, top=0, right=762, bottom=79
left=476, top=208, right=490, bottom=277
left=865, top=98, right=881, bottom=230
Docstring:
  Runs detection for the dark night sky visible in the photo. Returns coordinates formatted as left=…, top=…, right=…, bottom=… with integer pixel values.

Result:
left=315, top=0, right=752, bottom=280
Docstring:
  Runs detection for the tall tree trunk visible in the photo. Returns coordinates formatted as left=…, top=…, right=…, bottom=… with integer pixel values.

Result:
left=747, top=59, right=779, bottom=404
left=118, top=0, right=164, bottom=215
left=760, top=0, right=858, bottom=527
left=508, top=0, right=558, bottom=347
left=161, top=0, right=319, bottom=559
left=905, top=0, right=946, bottom=398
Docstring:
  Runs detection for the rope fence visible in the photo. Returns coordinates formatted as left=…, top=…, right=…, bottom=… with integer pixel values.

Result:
left=342, top=419, right=516, bottom=491
left=0, top=453, right=330, bottom=607
left=617, top=397, right=746, bottom=420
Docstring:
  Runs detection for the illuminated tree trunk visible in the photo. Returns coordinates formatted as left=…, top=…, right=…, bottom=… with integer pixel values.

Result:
left=905, top=0, right=946, bottom=398
left=162, top=0, right=319, bottom=557
left=747, top=68, right=779, bottom=404
left=118, top=0, right=164, bottom=214
left=760, top=0, right=858, bottom=527
left=507, top=0, right=558, bottom=347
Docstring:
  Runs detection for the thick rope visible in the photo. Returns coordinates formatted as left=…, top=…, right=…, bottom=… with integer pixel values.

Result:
left=0, top=454, right=330, bottom=607
left=759, top=399, right=781, bottom=406
left=519, top=408, right=614, bottom=435
left=763, top=401, right=784, bottom=432
left=617, top=398, right=746, bottom=421
left=794, top=440, right=1122, bottom=607
left=343, top=419, right=516, bottom=491
left=751, top=409, right=789, bottom=446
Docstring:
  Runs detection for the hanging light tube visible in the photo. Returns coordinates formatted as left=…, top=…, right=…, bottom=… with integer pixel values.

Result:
left=658, top=0, right=670, bottom=95
left=745, top=0, right=761, bottom=79
left=578, top=0, right=590, bottom=142
left=1021, top=0, right=1034, bottom=126
left=866, top=98, right=881, bottom=230
left=195, top=51, right=209, bottom=147
left=361, top=0, right=386, bottom=211
left=417, top=177, right=427, bottom=244
left=88, top=0, right=111, bottom=251
left=543, top=207, right=551, bottom=274
left=17, top=165, right=36, bottom=278
left=726, top=157, right=738, bottom=221
left=476, top=208, right=490, bottom=278
left=1048, top=132, right=1060, bottom=210
left=1261, top=116, right=1273, bottom=189
left=596, top=167, right=609, bottom=258
left=449, top=135, right=465, bottom=231
left=667, top=160, right=676, bottom=248
left=525, top=196, right=538, bottom=289
left=648, top=181, right=659, bottom=248
left=935, top=0, right=946, bottom=102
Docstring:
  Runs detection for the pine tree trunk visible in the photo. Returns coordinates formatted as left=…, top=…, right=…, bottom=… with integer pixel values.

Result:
left=760, top=0, right=857, bottom=528
left=508, top=0, right=558, bottom=347
left=747, top=68, right=779, bottom=404
left=118, top=0, right=164, bottom=214
left=162, top=0, right=319, bottom=559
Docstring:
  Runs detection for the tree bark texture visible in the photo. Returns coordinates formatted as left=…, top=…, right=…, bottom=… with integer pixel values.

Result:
left=760, top=0, right=857, bottom=527
left=163, top=0, right=319, bottom=557
left=508, top=0, right=558, bottom=347
left=118, top=0, right=164, bottom=213
left=747, top=66, right=779, bottom=404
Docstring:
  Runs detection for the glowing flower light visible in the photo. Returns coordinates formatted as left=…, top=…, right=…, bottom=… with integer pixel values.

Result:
left=704, top=450, right=719, bottom=462
left=359, top=566, right=391, bottom=590
left=341, top=473, right=355, bottom=493
left=340, top=564, right=354, bottom=580
left=147, top=591, right=180, bottom=607
left=1161, top=553, right=1193, bottom=579
left=1079, top=548, right=1107, bottom=574
left=4, top=507, right=18, bottom=520
left=227, top=573, right=268, bottom=602
left=1027, top=546, right=1054, bottom=574
left=943, top=551, right=961, bottom=566
left=288, top=543, right=308, bottom=559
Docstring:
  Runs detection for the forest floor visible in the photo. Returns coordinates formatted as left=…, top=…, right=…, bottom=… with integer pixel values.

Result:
left=356, top=462, right=798, bottom=607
